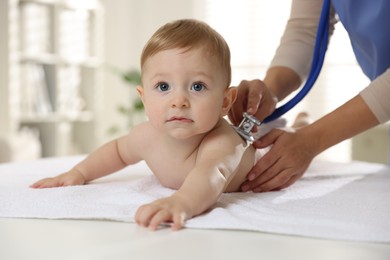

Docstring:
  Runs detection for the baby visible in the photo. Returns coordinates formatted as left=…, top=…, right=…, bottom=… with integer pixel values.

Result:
left=31, top=19, right=260, bottom=230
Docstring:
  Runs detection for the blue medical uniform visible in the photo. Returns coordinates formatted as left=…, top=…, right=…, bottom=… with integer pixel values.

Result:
left=332, top=0, right=390, bottom=80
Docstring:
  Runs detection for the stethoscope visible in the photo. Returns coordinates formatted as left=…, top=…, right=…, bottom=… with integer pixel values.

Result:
left=234, top=0, right=331, bottom=142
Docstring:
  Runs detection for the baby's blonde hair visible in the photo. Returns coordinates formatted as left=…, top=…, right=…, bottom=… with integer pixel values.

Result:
left=141, top=19, right=231, bottom=87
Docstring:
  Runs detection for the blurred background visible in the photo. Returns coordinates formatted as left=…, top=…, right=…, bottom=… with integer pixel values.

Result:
left=1, top=0, right=388, bottom=164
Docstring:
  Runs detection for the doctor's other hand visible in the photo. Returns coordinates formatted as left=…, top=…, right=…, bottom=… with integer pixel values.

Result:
left=241, top=127, right=316, bottom=192
left=228, top=79, right=278, bottom=125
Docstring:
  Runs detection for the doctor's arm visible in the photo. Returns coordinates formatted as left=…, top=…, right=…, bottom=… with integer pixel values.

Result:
left=242, top=68, right=390, bottom=192
left=229, top=0, right=334, bottom=125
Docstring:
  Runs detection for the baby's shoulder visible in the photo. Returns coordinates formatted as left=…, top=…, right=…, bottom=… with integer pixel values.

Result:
left=201, top=119, right=245, bottom=148
left=126, top=122, right=160, bottom=144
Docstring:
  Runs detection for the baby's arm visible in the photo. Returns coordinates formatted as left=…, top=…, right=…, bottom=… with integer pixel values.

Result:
left=135, top=131, right=246, bottom=230
left=31, top=126, right=145, bottom=188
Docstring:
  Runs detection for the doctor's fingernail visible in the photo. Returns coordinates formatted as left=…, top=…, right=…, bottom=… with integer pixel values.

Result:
left=248, top=173, right=256, bottom=181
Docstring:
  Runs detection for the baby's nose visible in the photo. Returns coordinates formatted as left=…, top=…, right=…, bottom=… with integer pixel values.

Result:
left=171, top=93, right=189, bottom=108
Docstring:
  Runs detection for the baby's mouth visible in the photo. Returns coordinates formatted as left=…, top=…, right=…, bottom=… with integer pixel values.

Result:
left=167, top=117, right=193, bottom=123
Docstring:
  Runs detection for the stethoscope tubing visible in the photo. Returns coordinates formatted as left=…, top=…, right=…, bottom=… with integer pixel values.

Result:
left=263, top=0, right=331, bottom=123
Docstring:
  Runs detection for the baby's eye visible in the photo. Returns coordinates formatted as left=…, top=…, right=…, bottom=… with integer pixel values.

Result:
left=157, top=82, right=170, bottom=92
left=191, top=82, right=206, bottom=92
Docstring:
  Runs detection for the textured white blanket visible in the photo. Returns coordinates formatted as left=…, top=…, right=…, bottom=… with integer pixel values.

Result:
left=0, top=156, right=389, bottom=242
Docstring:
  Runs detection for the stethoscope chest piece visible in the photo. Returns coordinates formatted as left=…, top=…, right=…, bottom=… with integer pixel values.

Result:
left=233, top=112, right=261, bottom=143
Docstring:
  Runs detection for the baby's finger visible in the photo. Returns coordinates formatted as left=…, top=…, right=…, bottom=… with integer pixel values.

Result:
left=148, top=210, right=172, bottom=230
left=30, top=180, right=44, bottom=188
left=30, top=178, right=54, bottom=189
left=135, top=205, right=159, bottom=227
left=171, top=212, right=186, bottom=231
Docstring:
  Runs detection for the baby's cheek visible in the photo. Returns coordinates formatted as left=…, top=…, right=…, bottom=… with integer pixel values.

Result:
left=145, top=109, right=163, bottom=124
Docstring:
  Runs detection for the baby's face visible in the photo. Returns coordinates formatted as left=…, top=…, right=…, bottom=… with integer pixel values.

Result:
left=139, top=47, right=229, bottom=139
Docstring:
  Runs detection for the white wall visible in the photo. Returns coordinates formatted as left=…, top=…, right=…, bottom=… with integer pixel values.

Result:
left=99, top=0, right=196, bottom=143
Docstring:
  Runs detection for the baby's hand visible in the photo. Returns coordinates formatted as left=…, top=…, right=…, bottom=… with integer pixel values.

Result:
left=30, top=169, right=86, bottom=189
left=135, top=195, right=193, bottom=231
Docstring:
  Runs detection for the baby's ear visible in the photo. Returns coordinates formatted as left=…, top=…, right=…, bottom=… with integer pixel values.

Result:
left=221, top=87, right=237, bottom=115
left=136, top=86, right=145, bottom=102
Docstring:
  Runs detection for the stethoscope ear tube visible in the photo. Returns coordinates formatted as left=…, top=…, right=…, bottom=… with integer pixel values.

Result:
left=263, top=0, right=331, bottom=123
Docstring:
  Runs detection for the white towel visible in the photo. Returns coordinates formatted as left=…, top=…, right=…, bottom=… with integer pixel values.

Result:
left=0, top=156, right=389, bottom=243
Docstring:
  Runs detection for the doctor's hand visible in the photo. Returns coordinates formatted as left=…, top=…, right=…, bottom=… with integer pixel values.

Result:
left=241, top=127, right=316, bottom=192
left=228, top=79, right=278, bottom=125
